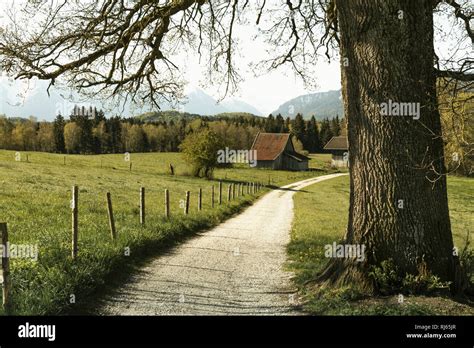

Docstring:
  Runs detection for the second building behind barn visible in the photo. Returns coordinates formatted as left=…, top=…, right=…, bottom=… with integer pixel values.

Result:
left=250, top=132, right=309, bottom=171
left=323, top=136, right=349, bottom=168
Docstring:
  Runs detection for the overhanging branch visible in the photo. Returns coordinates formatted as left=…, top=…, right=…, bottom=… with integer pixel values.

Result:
left=436, top=69, right=474, bottom=82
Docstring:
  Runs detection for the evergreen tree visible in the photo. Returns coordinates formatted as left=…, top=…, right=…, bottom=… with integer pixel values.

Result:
left=305, top=115, right=320, bottom=152
left=291, top=113, right=306, bottom=146
left=70, top=114, right=93, bottom=153
left=265, top=114, right=275, bottom=132
left=284, top=117, right=291, bottom=133
left=93, top=109, right=106, bottom=127
left=275, top=114, right=285, bottom=133
left=330, top=115, right=341, bottom=136
left=108, top=116, right=122, bottom=153
left=52, top=114, right=66, bottom=153
left=319, top=118, right=334, bottom=147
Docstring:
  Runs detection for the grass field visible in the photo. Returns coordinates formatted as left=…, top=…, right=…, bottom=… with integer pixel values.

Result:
left=288, top=175, right=474, bottom=315
left=0, top=150, right=334, bottom=315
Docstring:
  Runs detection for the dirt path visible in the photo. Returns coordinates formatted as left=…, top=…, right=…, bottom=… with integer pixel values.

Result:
left=98, top=173, right=348, bottom=315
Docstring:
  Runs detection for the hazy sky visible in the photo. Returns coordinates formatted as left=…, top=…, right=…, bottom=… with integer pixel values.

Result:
left=0, top=1, right=470, bottom=118
left=174, top=14, right=342, bottom=114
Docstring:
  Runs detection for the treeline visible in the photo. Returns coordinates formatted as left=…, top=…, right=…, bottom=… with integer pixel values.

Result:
left=0, top=110, right=344, bottom=154
left=273, top=113, right=345, bottom=153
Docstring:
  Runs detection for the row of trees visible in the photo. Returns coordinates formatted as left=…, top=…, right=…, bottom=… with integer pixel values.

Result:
left=0, top=111, right=344, bottom=155
left=1, top=105, right=469, bottom=177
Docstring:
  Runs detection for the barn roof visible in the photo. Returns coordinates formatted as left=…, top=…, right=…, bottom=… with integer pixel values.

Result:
left=251, top=132, right=291, bottom=161
left=251, top=132, right=309, bottom=161
left=324, top=136, right=348, bottom=150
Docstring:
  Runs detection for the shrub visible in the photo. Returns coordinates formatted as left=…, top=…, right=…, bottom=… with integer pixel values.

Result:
left=369, top=259, right=451, bottom=296
left=179, top=129, right=223, bottom=179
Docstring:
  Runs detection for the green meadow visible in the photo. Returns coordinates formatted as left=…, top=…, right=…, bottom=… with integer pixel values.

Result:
left=0, top=150, right=334, bottom=315
left=288, top=175, right=474, bottom=315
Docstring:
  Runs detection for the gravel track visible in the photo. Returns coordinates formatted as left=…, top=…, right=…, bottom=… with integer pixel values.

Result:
left=98, top=173, right=347, bottom=315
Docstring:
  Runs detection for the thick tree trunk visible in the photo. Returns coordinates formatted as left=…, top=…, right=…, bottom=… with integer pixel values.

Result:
left=321, top=0, right=458, bottom=291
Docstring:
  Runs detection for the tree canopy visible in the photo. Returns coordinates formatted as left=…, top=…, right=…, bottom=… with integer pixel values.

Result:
left=0, top=1, right=471, bottom=106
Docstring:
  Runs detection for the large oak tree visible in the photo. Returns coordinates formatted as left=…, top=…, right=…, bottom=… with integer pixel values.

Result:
left=0, top=0, right=472, bottom=293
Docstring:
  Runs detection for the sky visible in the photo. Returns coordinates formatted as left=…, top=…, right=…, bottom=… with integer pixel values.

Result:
left=173, top=16, right=343, bottom=114
left=0, top=0, right=470, bottom=119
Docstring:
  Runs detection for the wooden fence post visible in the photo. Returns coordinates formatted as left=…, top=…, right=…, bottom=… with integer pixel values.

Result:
left=227, top=184, right=232, bottom=202
left=232, top=183, right=235, bottom=200
left=140, top=187, right=145, bottom=225
left=64, top=156, right=66, bottom=165
left=106, top=192, right=116, bottom=240
left=219, top=181, right=222, bottom=205
left=165, top=189, right=170, bottom=218
left=185, top=191, right=190, bottom=214
left=130, top=162, right=132, bottom=172
left=71, top=185, right=78, bottom=259
left=237, top=183, right=241, bottom=197
left=0, top=223, right=11, bottom=314
left=198, top=188, right=202, bottom=211
left=211, top=185, right=215, bottom=208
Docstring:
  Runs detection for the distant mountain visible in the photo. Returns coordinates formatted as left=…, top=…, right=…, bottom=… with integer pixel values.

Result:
left=0, top=79, right=144, bottom=120
left=220, top=98, right=262, bottom=116
left=178, top=88, right=263, bottom=116
left=0, top=80, right=65, bottom=120
left=0, top=80, right=263, bottom=120
left=180, top=88, right=228, bottom=115
left=271, top=89, right=344, bottom=120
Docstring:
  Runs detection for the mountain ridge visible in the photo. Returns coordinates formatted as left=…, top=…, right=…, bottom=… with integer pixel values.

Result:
left=0, top=81, right=264, bottom=120
left=271, top=89, right=344, bottom=120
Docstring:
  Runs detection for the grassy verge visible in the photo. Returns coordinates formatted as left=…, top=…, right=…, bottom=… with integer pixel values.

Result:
left=287, top=175, right=474, bottom=315
left=0, top=150, right=331, bottom=315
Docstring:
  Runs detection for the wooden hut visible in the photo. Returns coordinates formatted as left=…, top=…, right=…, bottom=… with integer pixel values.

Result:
left=324, top=136, right=349, bottom=168
left=250, top=132, right=309, bottom=171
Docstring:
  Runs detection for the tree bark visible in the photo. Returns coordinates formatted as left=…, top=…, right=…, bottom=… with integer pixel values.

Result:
left=321, top=0, right=458, bottom=292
